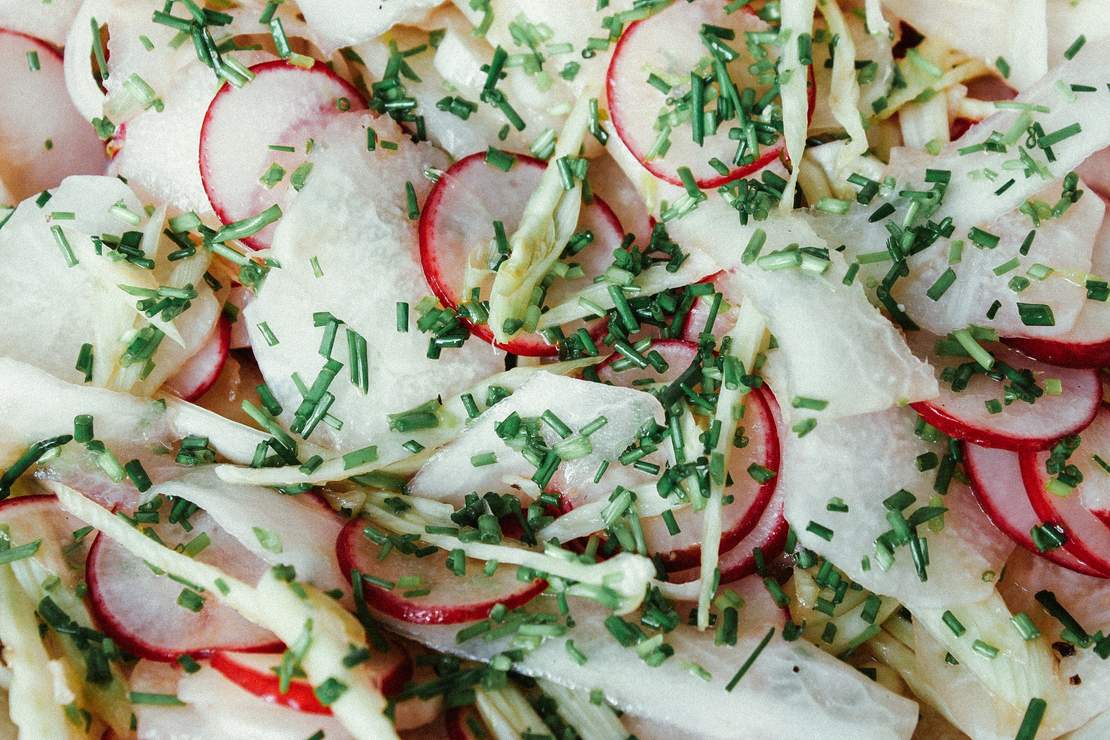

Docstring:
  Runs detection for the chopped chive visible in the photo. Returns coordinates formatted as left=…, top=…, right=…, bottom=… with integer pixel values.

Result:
left=724, top=627, right=775, bottom=691
left=1017, top=302, right=1055, bottom=327
left=1015, top=698, right=1046, bottom=740
left=1064, top=35, right=1087, bottom=60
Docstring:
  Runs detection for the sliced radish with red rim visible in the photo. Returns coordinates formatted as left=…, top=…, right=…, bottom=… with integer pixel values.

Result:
left=0, top=494, right=93, bottom=573
left=597, top=338, right=703, bottom=387
left=210, top=645, right=412, bottom=715
left=678, top=272, right=739, bottom=342
left=419, top=152, right=622, bottom=356
left=908, top=336, right=1101, bottom=451
left=165, top=317, right=231, bottom=402
left=200, top=60, right=366, bottom=250
left=667, top=480, right=788, bottom=586
left=965, top=442, right=1101, bottom=576
left=1022, top=421, right=1110, bottom=577
left=599, top=340, right=782, bottom=569
left=0, top=29, right=106, bottom=200
left=606, top=3, right=814, bottom=188
left=336, top=517, right=547, bottom=624
left=1004, top=217, right=1110, bottom=369
left=88, top=510, right=281, bottom=660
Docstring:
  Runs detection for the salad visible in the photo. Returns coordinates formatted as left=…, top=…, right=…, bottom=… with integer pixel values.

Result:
left=0, top=0, right=1108, bottom=737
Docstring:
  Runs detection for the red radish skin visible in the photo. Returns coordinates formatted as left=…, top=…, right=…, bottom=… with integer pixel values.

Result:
left=1003, top=336, right=1110, bottom=371
left=87, top=512, right=282, bottom=660
left=678, top=272, right=739, bottom=342
left=210, top=646, right=412, bottom=715
left=419, top=152, right=621, bottom=357
left=199, top=60, right=366, bottom=251
left=668, top=481, right=788, bottom=586
left=964, top=442, right=1102, bottom=577
left=606, top=4, right=816, bottom=189
left=0, top=29, right=106, bottom=200
left=165, top=317, right=231, bottom=402
left=1022, top=444, right=1110, bottom=577
left=1004, top=209, right=1110, bottom=369
left=336, top=518, right=548, bottom=624
left=599, top=340, right=782, bottom=569
left=909, top=341, right=1102, bottom=452
left=446, top=706, right=486, bottom=740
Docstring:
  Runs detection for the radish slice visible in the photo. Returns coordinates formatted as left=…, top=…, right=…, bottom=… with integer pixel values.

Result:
left=596, top=338, right=701, bottom=387
left=165, top=318, right=231, bottom=402
left=599, top=340, right=782, bottom=570
left=87, top=510, right=281, bottom=660
left=1022, top=436, right=1110, bottom=577
left=130, top=660, right=352, bottom=739
left=336, top=517, right=547, bottom=624
left=1025, top=406, right=1110, bottom=529
left=964, top=441, right=1102, bottom=577
left=0, top=494, right=93, bottom=578
left=210, top=645, right=412, bottom=715
left=0, top=28, right=106, bottom=201
left=446, top=706, right=485, bottom=740
left=909, top=336, right=1101, bottom=451
left=668, top=480, right=788, bottom=586
left=1005, top=214, right=1110, bottom=369
left=678, top=273, right=739, bottom=342
left=419, top=151, right=622, bottom=356
left=606, top=3, right=813, bottom=188
left=199, top=60, right=366, bottom=250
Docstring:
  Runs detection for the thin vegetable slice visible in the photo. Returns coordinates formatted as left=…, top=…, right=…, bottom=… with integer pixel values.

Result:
left=165, top=317, right=231, bottom=402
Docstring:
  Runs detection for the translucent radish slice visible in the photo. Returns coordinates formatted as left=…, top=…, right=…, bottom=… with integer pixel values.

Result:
left=419, top=152, right=622, bottom=356
left=909, top=336, right=1101, bottom=451
left=1022, top=437, right=1110, bottom=577
left=0, top=494, right=93, bottom=579
left=210, top=645, right=412, bottom=715
left=678, top=273, right=739, bottom=342
left=964, top=441, right=1101, bottom=576
left=1005, top=215, right=1110, bottom=369
left=87, top=510, right=280, bottom=660
left=598, top=340, right=782, bottom=569
left=606, top=3, right=813, bottom=188
left=0, top=28, right=106, bottom=200
left=165, top=317, right=231, bottom=402
left=1075, top=408, right=1110, bottom=527
left=667, top=481, right=788, bottom=586
left=199, top=60, right=366, bottom=250
left=596, top=338, right=701, bottom=387
left=336, top=517, right=547, bottom=624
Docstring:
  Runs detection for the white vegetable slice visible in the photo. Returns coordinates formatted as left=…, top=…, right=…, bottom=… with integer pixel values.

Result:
left=665, top=203, right=938, bottom=420
left=0, top=554, right=78, bottom=739
left=0, top=29, right=106, bottom=200
left=298, top=0, right=440, bottom=53
left=407, top=372, right=663, bottom=508
left=382, top=583, right=918, bottom=740
left=0, top=0, right=79, bottom=46
left=246, top=112, right=504, bottom=452
left=157, top=470, right=347, bottom=597
left=776, top=0, right=816, bottom=209
left=806, top=178, right=1105, bottom=338
left=879, top=0, right=1047, bottom=89
left=130, top=660, right=351, bottom=740
left=784, top=406, right=1014, bottom=609
left=0, top=358, right=285, bottom=467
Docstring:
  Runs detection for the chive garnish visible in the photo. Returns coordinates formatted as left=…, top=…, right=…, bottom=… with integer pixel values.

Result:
left=724, top=627, right=775, bottom=691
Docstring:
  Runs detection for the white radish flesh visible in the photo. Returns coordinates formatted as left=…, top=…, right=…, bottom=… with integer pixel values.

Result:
left=87, top=510, right=280, bottom=660
left=0, top=28, right=106, bottom=200
left=200, top=60, right=366, bottom=250
left=165, top=318, right=230, bottom=402
left=908, top=334, right=1102, bottom=451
